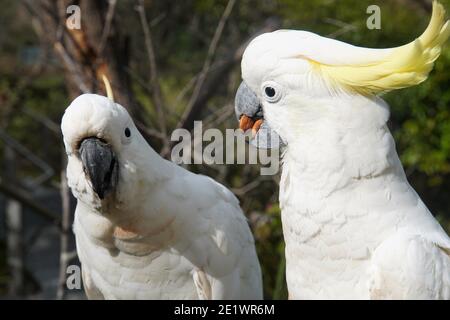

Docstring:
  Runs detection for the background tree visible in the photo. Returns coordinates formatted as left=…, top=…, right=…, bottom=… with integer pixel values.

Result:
left=0, top=0, right=449, bottom=299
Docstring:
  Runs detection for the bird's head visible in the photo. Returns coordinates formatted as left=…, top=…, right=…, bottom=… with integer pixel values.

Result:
left=61, top=94, right=142, bottom=208
left=235, top=1, right=449, bottom=149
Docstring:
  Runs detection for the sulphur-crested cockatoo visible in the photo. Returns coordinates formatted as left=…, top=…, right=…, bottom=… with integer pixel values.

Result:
left=61, top=93, right=262, bottom=299
left=235, top=1, right=450, bottom=299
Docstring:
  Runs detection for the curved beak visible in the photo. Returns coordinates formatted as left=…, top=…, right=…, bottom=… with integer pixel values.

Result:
left=79, top=137, right=119, bottom=199
left=234, top=81, right=283, bottom=149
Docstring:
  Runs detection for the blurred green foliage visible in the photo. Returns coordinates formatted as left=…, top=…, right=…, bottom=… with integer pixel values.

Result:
left=253, top=204, right=286, bottom=299
left=0, top=0, right=449, bottom=299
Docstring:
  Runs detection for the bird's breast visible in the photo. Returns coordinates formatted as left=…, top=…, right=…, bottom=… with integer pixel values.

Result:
left=112, top=220, right=176, bottom=256
left=75, top=212, right=198, bottom=299
left=280, top=204, right=376, bottom=299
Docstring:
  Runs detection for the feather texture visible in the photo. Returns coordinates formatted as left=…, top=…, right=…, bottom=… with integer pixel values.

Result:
left=61, top=94, right=263, bottom=300
left=320, top=1, right=450, bottom=93
left=242, top=1, right=449, bottom=95
left=240, top=1, right=450, bottom=299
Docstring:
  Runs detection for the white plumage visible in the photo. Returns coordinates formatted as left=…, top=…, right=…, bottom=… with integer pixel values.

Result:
left=238, top=1, right=450, bottom=299
left=61, top=94, right=262, bottom=299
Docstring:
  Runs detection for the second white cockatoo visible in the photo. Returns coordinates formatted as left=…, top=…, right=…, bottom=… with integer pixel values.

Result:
left=61, top=93, right=262, bottom=299
left=235, top=1, right=450, bottom=299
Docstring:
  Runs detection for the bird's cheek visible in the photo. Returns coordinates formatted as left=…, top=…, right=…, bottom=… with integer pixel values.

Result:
left=114, top=162, right=139, bottom=204
left=67, top=157, right=87, bottom=194
left=268, top=101, right=291, bottom=128
left=67, top=161, right=102, bottom=209
left=260, top=106, right=278, bottom=131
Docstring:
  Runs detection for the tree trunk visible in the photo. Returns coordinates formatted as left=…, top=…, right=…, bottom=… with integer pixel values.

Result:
left=24, top=0, right=137, bottom=113
left=56, top=151, right=71, bottom=300
left=4, top=146, right=24, bottom=298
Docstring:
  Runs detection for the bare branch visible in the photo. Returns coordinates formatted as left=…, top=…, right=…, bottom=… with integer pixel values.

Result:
left=0, top=178, right=62, bottom=229
left=231, top=176, right=271, bottom=196
left=136, top=0, right=168, bottom=141
left=160, top=18, right=281, bottom=158
left=22, top=108, right=61, bottom=135
left=174, top=59, right=232, bottom=107
left=57, top=154, right=72, bottom=300
left=53, top=42, right=90, bottom=93
left=176, top=0, right=236, bottom=130
left=323, top=18, right=357, bottom=38
left=171, top=17, right=280, bottom=135
left=124, top=66, right=179, bottom=121
left=4, top=147, right=25, bottom=297
left=202, top=104, right=234, bottom=130
left=135, top=121, right=168, bottom=141
left=99, top=0, right=118, bottom=54
left=0, top=129, right=54, bottom=187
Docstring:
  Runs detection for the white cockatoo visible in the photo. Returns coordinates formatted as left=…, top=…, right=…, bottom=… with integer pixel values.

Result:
left=61, top=92, right=262, bottom=300
left=235, top=1, right=450, bottom=299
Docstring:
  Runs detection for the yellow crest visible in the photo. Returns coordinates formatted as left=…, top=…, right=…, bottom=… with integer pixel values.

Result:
left=316, top=1, right=450, bottom=94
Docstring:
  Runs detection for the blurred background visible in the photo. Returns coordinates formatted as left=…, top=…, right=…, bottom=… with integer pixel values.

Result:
left=0, top=0, right=449, bottom=299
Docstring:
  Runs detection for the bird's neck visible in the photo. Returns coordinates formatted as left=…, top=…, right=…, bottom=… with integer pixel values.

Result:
left=89, top=136, right=179, bottom=232
left=280, top=95, right=406, bottom=206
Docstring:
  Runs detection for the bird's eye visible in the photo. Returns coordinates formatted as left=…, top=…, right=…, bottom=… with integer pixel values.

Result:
left=262, top=81, right=282, bottom=103
left=124, top=127, right=131, bottom=138
left=265, top=87, right=276, bottom=97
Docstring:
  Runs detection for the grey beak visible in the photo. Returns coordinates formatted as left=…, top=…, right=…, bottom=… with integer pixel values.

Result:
left=79, top=137, right=119, bottom=199
left=234, top=81, right=284, bottom=149
left=235, top=81, right=263, bottom=120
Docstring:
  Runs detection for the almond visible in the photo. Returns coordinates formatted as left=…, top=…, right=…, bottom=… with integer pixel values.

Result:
left=239, top=115, right=255, bottom=132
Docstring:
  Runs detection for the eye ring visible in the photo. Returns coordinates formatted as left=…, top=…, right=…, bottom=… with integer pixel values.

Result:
left=261, top=81, right=283, bottom=103
left=124, top=127, right=131, bottom=138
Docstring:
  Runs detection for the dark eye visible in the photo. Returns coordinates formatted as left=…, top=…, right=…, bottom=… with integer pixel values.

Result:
left=265, top=87, right=276, bottom=98
left=124, top=127, right=131, bottom=137
left=262, top=81, right=282, bottom=103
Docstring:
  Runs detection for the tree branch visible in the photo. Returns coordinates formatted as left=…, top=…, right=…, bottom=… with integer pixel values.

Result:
left=177, top=17, right=280, bottom=131
left=176, top=0, right=236, bottom=130
left=0, top=179, right=62, bottom=229
left=99, top=0, right=117, bottom=54
left=136, top=0, right=168, bottom=143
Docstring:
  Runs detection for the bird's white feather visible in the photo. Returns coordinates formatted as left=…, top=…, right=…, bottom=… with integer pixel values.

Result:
left=62, top=94, right=263, bottom=300
left=240, top=2, right=450, bottom=299
left=277, top=94, right=450, bottom=299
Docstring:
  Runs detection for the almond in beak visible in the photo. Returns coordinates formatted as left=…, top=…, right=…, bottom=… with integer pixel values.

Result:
left=239, top=115, right=255, bottom=132
left=252, top=119, right=263, bottom=137
left=239, top=115, right=264, bottom=137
